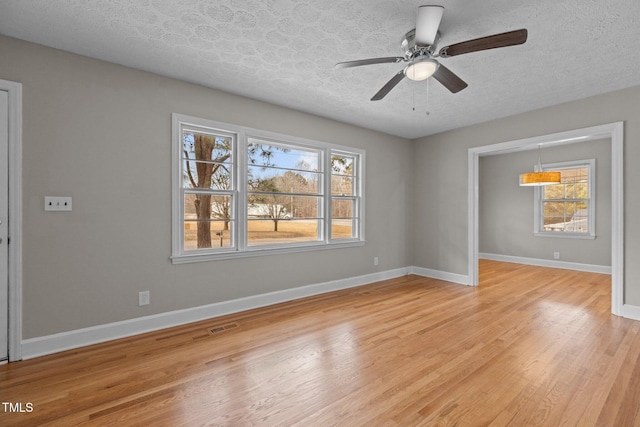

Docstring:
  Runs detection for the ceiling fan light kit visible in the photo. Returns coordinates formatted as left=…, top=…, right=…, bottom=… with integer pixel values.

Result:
left=405, top=58, right=439, bottom=81
left=335, top=5, right=528, bottom=101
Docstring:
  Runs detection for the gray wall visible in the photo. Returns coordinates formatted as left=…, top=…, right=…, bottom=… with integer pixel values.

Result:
left=0, top=36, right=413, bottom=339
left=412, top=85, right=640, bottom=305
left=3, top=32, right=640, bottom=340
left=479, top=139, right=611, bottom=265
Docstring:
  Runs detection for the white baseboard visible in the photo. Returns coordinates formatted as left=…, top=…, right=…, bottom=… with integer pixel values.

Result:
left=20, top=263, right=631, bottom=359
left=622, top=304, right=640, bottom=321
left=410, top=266, right=471, bottom=286
left=479, top=253, right=611, bottom=275
left=21, top=267, right=410, bottom=360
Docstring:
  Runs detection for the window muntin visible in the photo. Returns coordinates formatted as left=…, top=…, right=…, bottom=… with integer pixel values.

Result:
left=534, top=160, right=595, bottom=238
left=172, top=114, right=364, bottom=262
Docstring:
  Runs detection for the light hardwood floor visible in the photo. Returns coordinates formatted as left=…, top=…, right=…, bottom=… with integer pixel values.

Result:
left=2, top=260, right=639, bottom=426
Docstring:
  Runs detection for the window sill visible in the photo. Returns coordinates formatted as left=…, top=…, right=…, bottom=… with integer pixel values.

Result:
left=533, top=232, right=596, bottom=240
left=171, top=240, right=365, bottom=264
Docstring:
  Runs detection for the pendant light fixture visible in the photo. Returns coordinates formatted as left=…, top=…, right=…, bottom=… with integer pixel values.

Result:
left=519, top=145, right=561, bottom=186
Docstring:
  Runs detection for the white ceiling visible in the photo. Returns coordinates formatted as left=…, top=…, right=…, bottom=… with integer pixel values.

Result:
left=1, top=0, right=639, bottom=139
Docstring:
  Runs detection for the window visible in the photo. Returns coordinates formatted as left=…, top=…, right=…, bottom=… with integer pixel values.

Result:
left=181, top=126, right=236, bottom=251
left=533, top=159, right=595, bottom=238
left=331, top=152, right=360, bottom=240
left=247, top=139, right=323, bottom=246
left=172, top=114, right=364, bottom=263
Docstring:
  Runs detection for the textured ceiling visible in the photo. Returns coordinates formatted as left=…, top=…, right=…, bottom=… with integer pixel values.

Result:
left=1, top=0, right=639, bottom=139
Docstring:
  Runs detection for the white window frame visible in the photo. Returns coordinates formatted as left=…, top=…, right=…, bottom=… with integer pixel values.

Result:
left=533, top=159, right=595, bottom=239
left=330, top=149, right=361, bottom=242
left=171, top=113, right=365, bottom=264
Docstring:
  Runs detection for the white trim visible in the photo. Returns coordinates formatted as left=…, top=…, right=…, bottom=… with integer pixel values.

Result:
left=468, top=122, right=624, bottom=317
left=171, top=240, right=365, bottom=264
left=479, top=253, right=611, bottom=275
left=622, top=304, right=640, bottom=322
left=610, top=122, right=624, bottom=317
left=410, top=266, right=470, bottom=286
left=17, top=253, right=633, bottom=359
left=532, top=232, right=595, bottom=240
left=0, top=79, right=22, bottom=362
left=21, top=267, right=409, bottom=360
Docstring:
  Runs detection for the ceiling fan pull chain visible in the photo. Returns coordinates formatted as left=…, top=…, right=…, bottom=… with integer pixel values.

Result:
left=426, top=79, right=431, bottom=116
left=412, top=81, right=416, bottom=111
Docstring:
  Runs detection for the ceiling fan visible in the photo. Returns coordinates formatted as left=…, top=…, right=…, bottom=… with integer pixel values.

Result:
left=335, top=5, right=528, bottom=101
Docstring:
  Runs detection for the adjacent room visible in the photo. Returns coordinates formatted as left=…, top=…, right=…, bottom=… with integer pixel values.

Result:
left=1, top=0, right=640, bottom=425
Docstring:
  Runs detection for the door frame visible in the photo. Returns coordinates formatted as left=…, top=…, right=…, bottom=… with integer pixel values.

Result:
left=467, top=122, right=624, bottom=316
left=0, top=79, right=23, bottom=361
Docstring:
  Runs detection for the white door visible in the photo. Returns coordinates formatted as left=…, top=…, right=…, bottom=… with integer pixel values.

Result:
left=0, top=90, right=8, bottom=361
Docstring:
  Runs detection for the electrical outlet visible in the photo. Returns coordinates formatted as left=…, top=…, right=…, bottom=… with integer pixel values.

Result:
left=44, top=196, right=72, bottom=211
left=139, top=291, right=150, bottom=306
left=553, top=252, right=560, bottom=260
left=374, top=257, right=379, bottom=266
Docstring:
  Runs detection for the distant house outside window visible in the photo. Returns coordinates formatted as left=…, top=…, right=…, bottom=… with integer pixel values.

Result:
left=534, top=159, right=595, bottom=239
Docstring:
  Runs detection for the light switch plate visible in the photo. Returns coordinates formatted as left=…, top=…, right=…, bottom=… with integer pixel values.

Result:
left=44, top=196, right=72, bottom=211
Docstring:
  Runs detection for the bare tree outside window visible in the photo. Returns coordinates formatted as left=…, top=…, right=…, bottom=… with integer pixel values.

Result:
left=183, top=132, right=232, bottom=249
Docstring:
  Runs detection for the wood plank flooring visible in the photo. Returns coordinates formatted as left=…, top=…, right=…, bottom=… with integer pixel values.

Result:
left=2, top=260, right=639, bottom=426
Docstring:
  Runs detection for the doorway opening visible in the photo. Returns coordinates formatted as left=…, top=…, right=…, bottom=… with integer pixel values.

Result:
left=468, top=122, right=623, bottom=316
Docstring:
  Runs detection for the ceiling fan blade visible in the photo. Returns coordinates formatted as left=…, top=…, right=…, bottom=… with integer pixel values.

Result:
left=432, top=64, right=468, bottom=93
left=439, top=28, right=528, bottom=57
left=336, top=57, right=405, bottom=69
left=415, top=5, right=444, bottom=46
left=371, top=70, right=406, bottom=101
